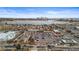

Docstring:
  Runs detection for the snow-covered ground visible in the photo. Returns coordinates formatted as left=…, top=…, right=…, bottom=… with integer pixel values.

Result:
left=0, top=31, right=16, bottom=41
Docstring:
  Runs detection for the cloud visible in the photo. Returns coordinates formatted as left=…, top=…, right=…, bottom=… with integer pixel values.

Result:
left=0, top=9, right=16, bottom=15
left=47, top=10, right=79, bottom=14
left=46, top=10, right=79, bottom=18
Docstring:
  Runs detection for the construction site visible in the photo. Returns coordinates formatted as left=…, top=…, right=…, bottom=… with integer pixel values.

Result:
left=0, top=18, right=79, bottom=51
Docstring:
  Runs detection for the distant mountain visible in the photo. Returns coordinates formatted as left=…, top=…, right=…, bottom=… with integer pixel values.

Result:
left=0, top=18, right=79, bottom=21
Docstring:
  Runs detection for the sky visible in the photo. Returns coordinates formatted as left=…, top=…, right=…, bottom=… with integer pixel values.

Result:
left=0, top=7, right=79, bottom=18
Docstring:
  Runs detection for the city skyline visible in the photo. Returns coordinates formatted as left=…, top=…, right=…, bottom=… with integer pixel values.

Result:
left=0, top=7, right=79, bottom=18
